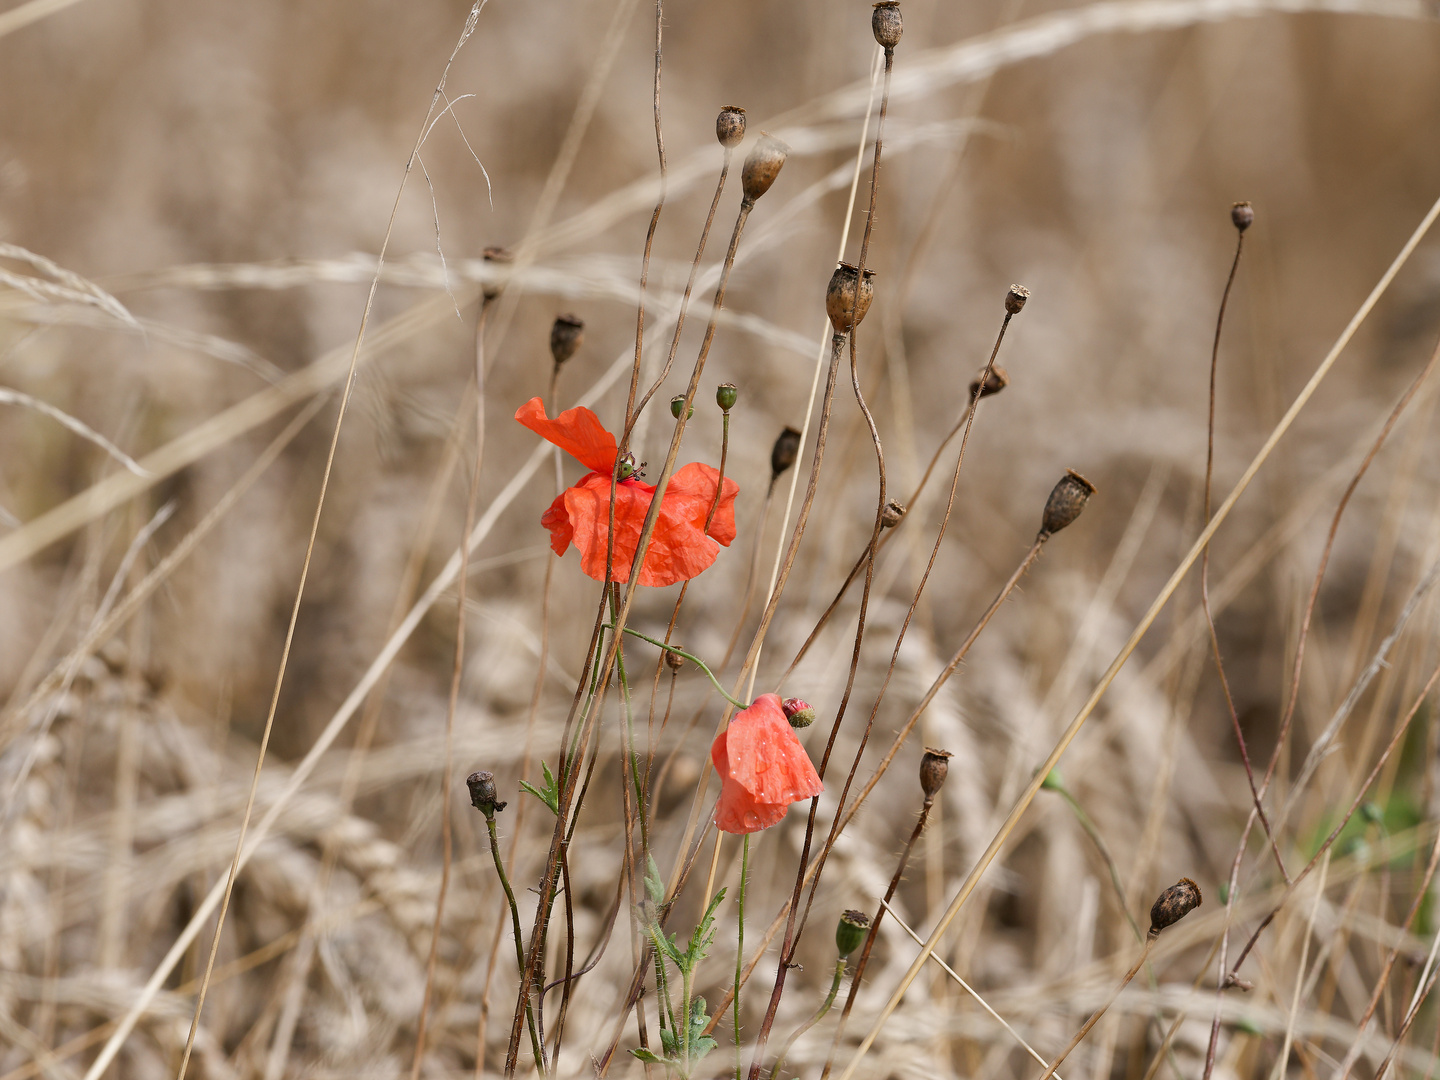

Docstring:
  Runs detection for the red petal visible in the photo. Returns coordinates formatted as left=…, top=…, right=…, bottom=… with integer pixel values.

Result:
left=723, top=693, right=823, bottom=807
left=711, top=727, right=790, bottom=834
left=563, top=473, right=652, bottom=583
left=540, top=490, right=573, bottom=557
left=515, top=398, right=618, bottom=475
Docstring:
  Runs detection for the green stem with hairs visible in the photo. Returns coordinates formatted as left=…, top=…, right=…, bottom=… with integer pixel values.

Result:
left=768, top=958, right=846, bottom=1080
left=602, top=624, right=750, bottom=710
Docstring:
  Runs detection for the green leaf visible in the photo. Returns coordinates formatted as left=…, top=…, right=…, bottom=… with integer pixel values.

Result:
left=682, top=889, right=726, bottom=968
left=645, top=854, right=666, bottom=907
left=690, top=1036, right=718, bottom=1063
left=659, top=1028, right=679, bottom=1057
left=519, top=761, right=560, bottom=816
left=630, top=1048, right=665, bottom=1065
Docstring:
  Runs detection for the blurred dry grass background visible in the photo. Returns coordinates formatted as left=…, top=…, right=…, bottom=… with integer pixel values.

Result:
left=4, top=0, right=1440, bottom=1077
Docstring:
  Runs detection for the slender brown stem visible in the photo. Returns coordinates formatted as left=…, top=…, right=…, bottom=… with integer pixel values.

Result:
left=624, top=0, right=666, bottom=433
left=1034, top=936, right=1154, bottom=1080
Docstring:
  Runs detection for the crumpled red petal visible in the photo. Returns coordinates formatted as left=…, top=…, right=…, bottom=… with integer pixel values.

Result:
left=711, top=693, right=823, bottom=835
left=514, top=398, right=618, bottom=475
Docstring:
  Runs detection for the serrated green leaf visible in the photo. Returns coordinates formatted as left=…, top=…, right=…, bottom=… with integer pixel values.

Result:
left=630, top=1048, right=665, bottom=1065
left=645, top=854, right=665, bottom=907
left=690, top=1036, right=718, bottom=1062
left=519, top=764, right=560, bottom=816
left=659, top=1028, right=679, bottom=1057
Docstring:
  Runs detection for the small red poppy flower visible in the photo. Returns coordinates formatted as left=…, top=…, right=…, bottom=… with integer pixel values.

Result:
left=711, top=693, right=823, bottom=834
left=516, top=398, right=739, bottom=587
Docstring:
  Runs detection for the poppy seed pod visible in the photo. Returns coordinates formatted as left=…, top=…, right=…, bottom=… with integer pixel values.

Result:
left=550, top=314, right=584, bottom=367
left=1005, top=284, right=1030, bottom=315
left=782, top=697, right=816, bottom=729
left=771, top=426, right=802, bottom=478
left=919, top=747, right=952, bottom=799
left=741, top=133, right=789, bottom=204
left=1038, top=469, right=1096, bottom=539
left=665, top=649, right=685, bottom=672
left=482, top=246, right=512, bottom=301
left=716, top=105, right=747, bottom=149
left=836, top=909, right=871, bottom=957
left=467, top=770, right=507, bottom=816
left=826, top=263, right=876, bottom=334
left=871, top=2, right=902, bottom=49
left=881, top=499, right=906, bottom=528
left=670, top=395, right=693, bottom=421
left=615, top=451, right=641, bottom=482
left=716, top=383, right=738, bottom=412
left=1149, top=878, right=1202, bottom=935
left=1231, top=201, right=1254, bottom=232
left=969, top=364, right=1010, bottom=400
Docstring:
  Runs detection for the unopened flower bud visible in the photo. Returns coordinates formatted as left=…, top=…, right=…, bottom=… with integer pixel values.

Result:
left=742, top=133, right=789, bottom=204
left=771, top=427, right=802, bottom=478
left=550, top=314, right=584, bottom=367
left=1005, top=284, right=1029, bottom=315
left=782, top=698, right=816, bottom=729
left=871, top=2, right=902, bottom=49
left=826, top=262, right=876, bottom=334
left=482, top=247, right=512, bottom=301
left=716, top=383, right=738, bottom=412
left=1149, top=878, right=1202, bottom=935
left=919, top=747, right=952, bottom=799
left=881, top=499, right=906, bottom=528
left=717, top=105, right=747, bottom=149
left=1231, top=201, right=1254, bottom=232
left=1038, top=469, right=1096, bottom=540
left=670, top=395, right=693, bottom=420
left=665, top=649, right=685, bottom=673
left=968, top=364, right=1010, bottom=400
left=467, top=770, right=507, bottom=816
left=836, top=909, right=871, bottom=957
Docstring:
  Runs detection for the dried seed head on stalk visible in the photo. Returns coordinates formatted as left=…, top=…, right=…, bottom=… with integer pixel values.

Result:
left=1038, top=469, right=1096, bottom=539
left=549, top=314, right=584, bottom=366
left=716, top=382, right=738, bottom=412
left=665, top=649, right=684, bottom=673
left=881, top=499, right=906, bottom=528
left=716, top=105, right=747, bottom=149
left=481, top=246, right=511, bottom=301
left=1148, top=878, right=1202, bottom=935
left=782, top=697, right=816, bottom=729
left=919, top=747, right=953, bottom=799
left=836, top=909, right=871, bottom=957
left=771, top=426, right=802, bottom=478
left=466, top=770, right=507, bottom=816
left=1005, top=284, right=1030, bottom=315
left=670, top=395, right=693, bottom=420
left=826, top=262, right=877, bottom=334
left=741, top=133, right=789, bottom=203
left=969, top=363, right=1010, bottom=400
left=872, top=2, right=903, bottom=48
left=1231, top=201, right=1254, bottom=232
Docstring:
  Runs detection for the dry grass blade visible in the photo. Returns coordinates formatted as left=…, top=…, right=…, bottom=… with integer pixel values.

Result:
left=0, top=388, right=149, bottom=479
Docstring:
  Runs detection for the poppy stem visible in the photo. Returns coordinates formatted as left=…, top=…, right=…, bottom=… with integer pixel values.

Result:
left=734, top=833, right=749, bottom=1080
left=484, top=810, right=546, bottom=1074
left=768, top=957, right=846, bottom=1080
left=602, top=624, right=750, bottom=710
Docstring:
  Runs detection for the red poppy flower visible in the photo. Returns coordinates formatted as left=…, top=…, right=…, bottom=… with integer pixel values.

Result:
left=516, top=398, right=739, bottom=587
left=711, top=693, right=824, bottom=834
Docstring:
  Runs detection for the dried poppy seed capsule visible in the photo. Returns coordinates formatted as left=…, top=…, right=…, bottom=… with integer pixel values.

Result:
left=872, top=2, right=902, bottom=49
left=836, top=909, right=871, bottom=957
left=482, top=246, right=512, bottom=301
left=826, top=263, right=876, bottom=334
left=919, top=747, right=952, bottom=799
left=741, top=133, right=789, bottom=204
left=1005, top=284, right=1029, bottom=315
left=782, top=697, right=816, bottom=729
left=881, top=499, right=906, bottom=528
left=665, top=649, right=685, bottom=672
left=716, top=383, right=738, bottom=412
left=1149, top=877, right=1202, bottom=935
left=1231, top=201, right=1254, bottom=232
left=1038, top=469, right=1096, bottom=539
left=771, top=426, right=802, bottom=478
left=968, top=364, right=1010, bottom=400
left=670, top=395, right=694, bottom=421
left=716, top=105, right=747, bottom=149
left=550, top=314, right=584, bottom=366
left=467, top=770, right=507, bottom=816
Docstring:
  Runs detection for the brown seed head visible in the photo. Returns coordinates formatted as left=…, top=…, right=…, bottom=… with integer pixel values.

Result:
left=872, top=1, right=903, bottom=48
left=665, top=649, right=684, bottom=673
left=550, top=314, right=584, bottom=367
left=1038, top=469, right=1096, bottom=539
left=919, top=747, right=953, bottom=799
left=1005, top=284, right=1030, bottom=315
left=1231, top=201, right=1254, bottom=233
left=881, top=499, right=906, bottom=529
left=482, top=246, right=512, bottom=301
left=771, top=426, right=802, bottom=478
left=716, top=105, right=747, bottom=149
left=969, top=363, right=1010, bottom=401
left=741, top=133, right=789, bottom=203
left=1149, top=877, right=1202, bottom=935
left=826, top=262, right=877, bottom=334
left=466, top=770, right=507, bottom=816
